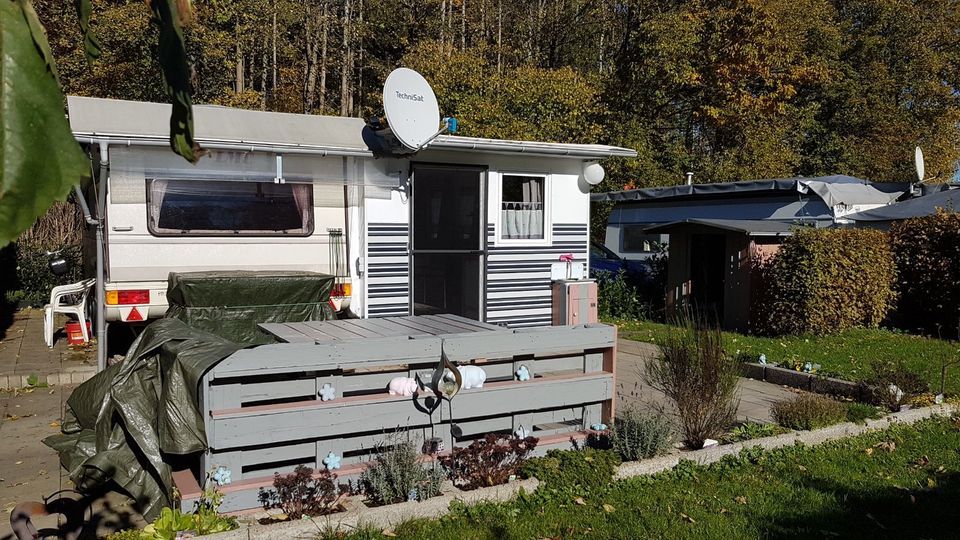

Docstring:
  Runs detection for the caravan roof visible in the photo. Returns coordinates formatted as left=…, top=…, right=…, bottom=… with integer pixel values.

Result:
left=67, top=96, right=636, bottom=160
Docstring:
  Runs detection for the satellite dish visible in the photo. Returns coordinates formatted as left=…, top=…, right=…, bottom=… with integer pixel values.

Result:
left=382, top=68, right=441, bottom=151
left=915, top=146, right=925, bottom=183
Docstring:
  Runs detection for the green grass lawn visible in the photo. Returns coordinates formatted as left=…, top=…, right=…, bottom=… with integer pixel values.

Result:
left=332, top=417, right=960, bottom=539
left=614, top=320, right=960, bottom=395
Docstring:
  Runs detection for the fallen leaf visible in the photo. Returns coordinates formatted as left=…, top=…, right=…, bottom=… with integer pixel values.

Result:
left=797, top=465, right=807, bottom=471
left=602, top=504, right=615, bottom=513
left=874, top=441, right=896, bottom=452
left=915, top=455, right=930, bottom=466
left=4, top=414, right=18, bottom=421
left=574, top=497, right=587, bottom=506
left=38, top=469, right=47, bottom=476
left=927, top=478, right=937, bottom=488
left=382, top=529, right=397, bottom=537
left=680, top=512, right=696, bottom=523
left=720, top=508, right=728, bottom=514
left=735, top=496, right=747, bottom=505
left=49, top=421, right=61, bottom=428
left=14, top=461, right=22, bottom=465
left=864, top=448, right=874, bottom=456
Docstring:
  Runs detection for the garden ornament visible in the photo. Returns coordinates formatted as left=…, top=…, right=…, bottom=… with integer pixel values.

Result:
left=515, top=365, right=531, bottom=381
left=758, top=354, right=767, bottom=365
left=322, top=452, right=342, bottom=470
left=514, top=425, right=528, bottom=439
left=422, top=437, right=445, bottom=455
left=936, top=393, right=945, bottom=405
left=590, top=423, right=608, bottom=431
left=318, top=383, right=337, bottom=401
left=559, top=253, right=575, bottom=279
left=212, top=466, right=232, bottom=486
left=9, top=490, right=88, bottom=540
left=459, top=365, right=487, bottom=389
left=431, top=350, right=463, bottom=400
left=388, top=376, right=420, bottom=396
left=888, top=384, right=904, bottom=404
left=702, top=439, right=719, bottom=448
left=407, top=488, right=419, bottom=502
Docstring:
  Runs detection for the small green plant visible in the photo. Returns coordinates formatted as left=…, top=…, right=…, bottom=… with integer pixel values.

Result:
left=610, top=407, right=672, bottom=460
left=443, top=434, right=538, bottom=490
left=772, top=394, right=847, bottom=430
left=720, top=422, right=790, bottom=444
left=258, top=464, right=345, bottom=519
left=596, top=269, right=645, bottom=319
left=845, top=402, right=885, bottom=424
left=361, top=438, right=446, bottom=505
left=520, top=448, right=621, bottom=492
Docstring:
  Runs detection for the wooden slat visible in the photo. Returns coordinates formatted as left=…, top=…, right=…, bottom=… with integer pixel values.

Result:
left=334, top=319, right=388, bottom=338
left=257, top=323, right=314, bottom=343
left=303, top=320, right=362, bottom=341
left=356, top=317, right=431, bottom=337
left=390, top=316, right=448, bottom=335
left=410, top=315, right=470, bottom=335
left=442, top=324, right=615, bottom=362
left=211, top=336, right=442, bottom=377
left=421, top=315, right=485, bottom=334
left=209, top=372, right=613, bottom=449
left=436, top=313, right=503, bottom=331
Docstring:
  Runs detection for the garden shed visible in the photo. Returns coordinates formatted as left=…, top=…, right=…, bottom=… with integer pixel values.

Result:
left=644, top=219, right=793, bottom=331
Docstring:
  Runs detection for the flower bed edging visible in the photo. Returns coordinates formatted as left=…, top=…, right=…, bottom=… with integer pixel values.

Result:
left=615, top=403, right=956, bottom=480
left=741, top=362, right=865, bottom=399
left=201, top=478, right=541, bottom=539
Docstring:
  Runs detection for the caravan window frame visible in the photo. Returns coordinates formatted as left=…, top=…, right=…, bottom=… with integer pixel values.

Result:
left=145, top=177, right=315, bottom=237
left=493, top=171, right=552, bottom=246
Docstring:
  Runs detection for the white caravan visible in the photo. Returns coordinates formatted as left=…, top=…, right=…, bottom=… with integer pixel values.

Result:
left=67, top=96, right=635, bottom=328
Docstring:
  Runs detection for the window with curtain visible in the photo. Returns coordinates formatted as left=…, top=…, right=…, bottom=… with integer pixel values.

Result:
left=146, top=178, right=314, bottom=236
left=501, top=174, right=545, bottom=240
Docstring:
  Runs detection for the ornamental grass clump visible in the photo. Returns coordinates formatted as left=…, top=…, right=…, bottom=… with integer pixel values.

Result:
left=361, top=438, right=445, bottom=505
left=772, top=394, right=847, bottom=430
left=611, top=407, right=673, bottom=460
left=644, top=315, right=740, bottom=449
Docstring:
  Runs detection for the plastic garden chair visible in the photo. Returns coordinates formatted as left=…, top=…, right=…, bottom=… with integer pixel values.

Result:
left=43, top=278, right=96, bottom=348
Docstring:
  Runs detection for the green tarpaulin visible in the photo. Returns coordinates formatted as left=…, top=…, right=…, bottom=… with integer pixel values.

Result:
left=165, top=271, right=336, bottom=345
left=44, top=319, right=241, bottom=520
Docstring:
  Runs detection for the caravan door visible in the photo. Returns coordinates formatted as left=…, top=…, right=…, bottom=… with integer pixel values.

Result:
left=410, top=165, right=485, bottom=320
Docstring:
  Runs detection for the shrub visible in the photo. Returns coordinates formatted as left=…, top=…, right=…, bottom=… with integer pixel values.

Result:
left=771, top=394, right=847, bottom=430
left=644, top=316, right=740, bottom=448
left=754, top=227, right=896, bottom=335
left=720, top=422, right=790, bottom=444
left=863, top=359, right=930, bottom=412
left=596, top=269, right=646, bottom=319
left=6, top=201, right=85, bottom=307
left=443, top=434, right=537, bottom=490
left=611, top=407, right=673, bottom=460
left=520, top=448, right=621, bottom=492
left=258, top=465, right=345, bottom=519
left=361, top=439, right=445, bottom=505
left=889, top=210, right=960, bottom=337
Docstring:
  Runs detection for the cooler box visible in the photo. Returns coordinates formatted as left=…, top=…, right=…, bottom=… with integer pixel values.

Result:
left=552, top=279, right=598, bottom=325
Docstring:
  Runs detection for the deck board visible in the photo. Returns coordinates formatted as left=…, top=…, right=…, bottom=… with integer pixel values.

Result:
left=259, top=314, right=510, bottom=344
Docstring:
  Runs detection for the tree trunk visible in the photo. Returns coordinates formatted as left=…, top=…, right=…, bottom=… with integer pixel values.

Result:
left=272, top=2, right=277, bottom=92
left=235, top=22, right=245, bottom=93
left=497, top=0, right=502, bottom=73
left=319, top=0, right=329, bottom=111
left=356, top=0, right=363, bottom=115
left=461, top=0, right=466, bottom=51
left=261, top=44, right=268, bottom=110
left=304, top=2, right=320, bottom=113
left=440, top=0, right=446, bottom=46
left=340, top=0, right=352, bottom=116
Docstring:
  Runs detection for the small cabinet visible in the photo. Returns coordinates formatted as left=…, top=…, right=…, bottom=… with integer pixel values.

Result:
left=552, top=279, right=598, bottom=325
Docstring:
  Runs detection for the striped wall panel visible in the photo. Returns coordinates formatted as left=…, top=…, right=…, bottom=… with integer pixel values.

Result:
left=485, top=223, right=589, bottom=328
left=366, top=223, right=410, bottom=317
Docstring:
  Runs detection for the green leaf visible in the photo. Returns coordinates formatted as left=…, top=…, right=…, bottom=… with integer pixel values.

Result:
left=75, top=0, right=102, bottom=62
left=0, top=0, right=89, bottom=248
left=148, top=0, right=200, bottom=163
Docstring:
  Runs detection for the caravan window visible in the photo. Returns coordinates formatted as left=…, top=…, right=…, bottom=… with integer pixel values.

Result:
left=622, top=225, right=660, bottom=253
left=146, top=179, right=314, bottom=236
left=500, top=174, right=546, bottom=240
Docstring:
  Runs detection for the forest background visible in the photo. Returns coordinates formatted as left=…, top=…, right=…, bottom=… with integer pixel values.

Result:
left=33, top=0, right=960, bottom=239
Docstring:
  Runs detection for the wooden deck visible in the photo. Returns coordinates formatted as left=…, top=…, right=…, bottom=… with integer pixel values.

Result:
left=259, top=313, right=504, bottom=343
left=180, top=315, right=617, bottom=513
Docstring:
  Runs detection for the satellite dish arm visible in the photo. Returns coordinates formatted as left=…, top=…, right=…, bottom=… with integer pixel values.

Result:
left=417, top=117, right=458, bottom=152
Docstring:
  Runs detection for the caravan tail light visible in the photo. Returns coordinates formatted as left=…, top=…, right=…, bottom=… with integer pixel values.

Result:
left=106, top=289, right=150, bottom=305
left=332, top=283, right=352, bottom=297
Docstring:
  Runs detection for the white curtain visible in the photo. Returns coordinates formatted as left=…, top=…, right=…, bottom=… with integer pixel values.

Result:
left=502, top=177, right=543, bottom=239
left=147, top=179, right=168, bottom=229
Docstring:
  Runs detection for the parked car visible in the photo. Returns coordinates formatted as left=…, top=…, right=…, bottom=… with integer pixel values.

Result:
left=589, top=241, right=650, bottom=283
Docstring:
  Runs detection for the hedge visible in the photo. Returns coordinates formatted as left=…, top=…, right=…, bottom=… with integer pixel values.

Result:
left=889, top=210, right=960, bottom=337
left=754, top=227, right=896, bottom=336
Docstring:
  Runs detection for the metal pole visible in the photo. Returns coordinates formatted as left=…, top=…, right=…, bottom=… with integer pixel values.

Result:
left=95, top=142, right=109, bottom=372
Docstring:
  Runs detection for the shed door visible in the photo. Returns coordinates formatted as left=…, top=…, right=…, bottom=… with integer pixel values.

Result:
left=689, top=233, right=725, bottom=320
left=410, top=165, right=485, bottom=320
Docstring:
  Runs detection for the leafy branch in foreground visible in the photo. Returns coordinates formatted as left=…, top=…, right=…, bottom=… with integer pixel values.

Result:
left=0, top=0, right=198, bottom=247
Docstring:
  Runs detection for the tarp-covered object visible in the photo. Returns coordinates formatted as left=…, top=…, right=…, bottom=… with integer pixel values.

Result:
left=43, top=319, right=242, bottom=521
left=166, top=270, right=336, bottom=345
